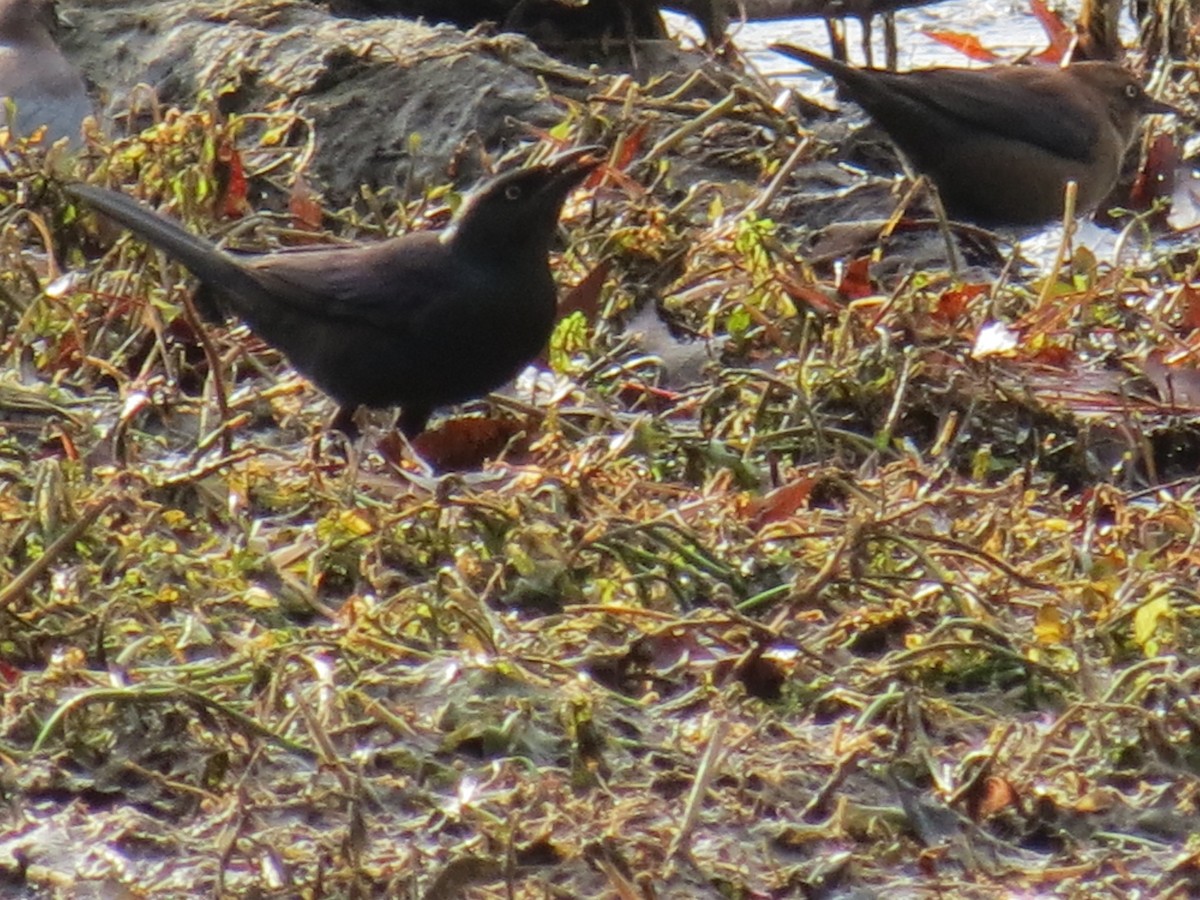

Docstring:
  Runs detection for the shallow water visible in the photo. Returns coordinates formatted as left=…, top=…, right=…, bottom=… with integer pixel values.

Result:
left=665, top=1, right=1075, bottom=76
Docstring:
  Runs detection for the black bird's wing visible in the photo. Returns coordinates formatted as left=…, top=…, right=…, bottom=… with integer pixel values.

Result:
left=242, top=234, right=454, bottom=330
left=235, top=223, right=546, bottom=428
left=68, top=182, right=456, bottom=330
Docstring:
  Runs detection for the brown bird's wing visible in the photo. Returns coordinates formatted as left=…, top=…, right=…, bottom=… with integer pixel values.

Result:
left=772, top=45, right=1098, bottom=164
left=888, top=68, right=1097, bottom=162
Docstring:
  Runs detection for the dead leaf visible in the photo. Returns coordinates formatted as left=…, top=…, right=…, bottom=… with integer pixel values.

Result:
left=557, top=259, right=612, bottom=322
left=1035, top=603, right=1069, bottom=644
left=775, top=263, right=843, bottom=315
left=1142, top=349, right=1200, bottom=408
left=746, top=475, right=817, bottom=527
left=933, top=283, right=988, bottom=324
left=215, top=139, right=249, bottom=218
left=1173, top=285, right=1200, bottom=331
left=378, top=417, right=528, bottom=472
left=1129, top=132, right=1179, bottom=216
left=976, top=776, right=1019, bottom=819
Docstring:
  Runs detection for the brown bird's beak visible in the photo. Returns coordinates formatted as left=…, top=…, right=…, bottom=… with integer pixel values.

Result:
left=1142, top=95, right=1184, bottom=117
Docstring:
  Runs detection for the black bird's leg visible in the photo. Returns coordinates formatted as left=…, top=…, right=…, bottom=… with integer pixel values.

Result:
left=398, top=406, right=432, bottom=440
left=328, top=406, right=360, bottom=439
left=311, top=406, right=359, bottom=468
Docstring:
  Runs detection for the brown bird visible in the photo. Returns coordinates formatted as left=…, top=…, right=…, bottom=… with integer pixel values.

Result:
left=772, top=44, right=1178, bottom=226
left=0, top=0, right=91, bottom=147
left=67, top=146, right=602, bottom=437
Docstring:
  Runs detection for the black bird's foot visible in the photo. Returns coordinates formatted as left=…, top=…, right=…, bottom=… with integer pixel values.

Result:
left=307, top=406, right=359, bottom=467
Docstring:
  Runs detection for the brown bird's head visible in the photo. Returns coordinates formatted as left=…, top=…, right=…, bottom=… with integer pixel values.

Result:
left=443, top=146, right=603, bottom=265
left=1068, top=62, right=1179, bottom=143
left=0, top=0, right=59, bottom=42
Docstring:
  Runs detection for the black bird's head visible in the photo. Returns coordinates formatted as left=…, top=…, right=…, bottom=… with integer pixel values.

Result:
left=442, top=146, right=603, bottom=265
left=1068, top=63, right=1180, bottom=144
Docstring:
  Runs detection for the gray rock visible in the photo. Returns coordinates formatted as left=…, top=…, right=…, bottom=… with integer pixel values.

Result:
left=57, top=0, right=592, bottom=201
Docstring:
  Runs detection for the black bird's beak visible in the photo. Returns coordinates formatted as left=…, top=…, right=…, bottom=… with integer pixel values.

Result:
left=538, top=145, right=606, bottom=193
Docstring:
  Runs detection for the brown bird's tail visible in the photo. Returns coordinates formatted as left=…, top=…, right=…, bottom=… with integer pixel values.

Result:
left=66, top=182, right=277, bottom=308
left=771, top=43, right=873, bottom=88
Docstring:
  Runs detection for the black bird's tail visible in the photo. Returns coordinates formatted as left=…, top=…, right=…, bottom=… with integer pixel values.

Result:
left=66, top=183, right=273, bottom=306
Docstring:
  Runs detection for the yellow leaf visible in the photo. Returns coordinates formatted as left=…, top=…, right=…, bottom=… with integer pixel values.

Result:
left=260, top=123, right=292, bottom=147
left=1034, top=604, right=1068, bottom=645
left=337, top=509, right=374, bottom=537
left=1133, top=595, right=1172, bottom=656
left=1039, top=518, right=1074, bottom=534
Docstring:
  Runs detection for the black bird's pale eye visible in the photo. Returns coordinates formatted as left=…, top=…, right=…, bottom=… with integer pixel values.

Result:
left=504, top=184, right=523, bottom=201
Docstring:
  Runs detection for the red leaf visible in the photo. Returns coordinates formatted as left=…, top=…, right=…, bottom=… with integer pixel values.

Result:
left=288, top=174, right=324, bottom=232
left=614, top=381, right=683, bottom=413
left=1027, top=344, right=1074, bottom=368
left=0, top=660, right=20, bottom=685
left=1175, top=284, right=1200, bottom=332
left=837, top=256, right=873, bottom=300
left=216, top=140, right=249, bottom=218
left=919, top=30, right=1001, bottom=63
left=1028, top=0, right=1073, bottom=63
left=775, top=264, right=843, bottom=314
left=613, top=125, right=645, bottom=169
left=55, top=428, right=79, bottom=462
left=596, top=123, right=646, bottom=189
left=933, top=283, right=989, bottom=323
left=1129, top=132, right=1179, bottom=213
left=408, top=416, right=530, bottom=471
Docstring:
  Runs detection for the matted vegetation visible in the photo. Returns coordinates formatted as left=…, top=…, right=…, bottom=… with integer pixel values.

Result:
left=1, top=61, right=1199, bottom=898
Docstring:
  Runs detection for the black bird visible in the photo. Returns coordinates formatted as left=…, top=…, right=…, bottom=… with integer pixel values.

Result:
left=772, top=44, right=1178, bottom=226
left=67, top=146, right=602, bottom=437
left=0, top=0, right=91, bottom=147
